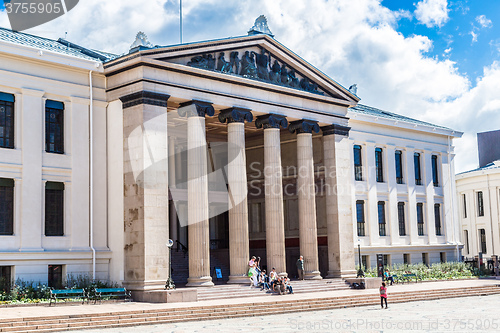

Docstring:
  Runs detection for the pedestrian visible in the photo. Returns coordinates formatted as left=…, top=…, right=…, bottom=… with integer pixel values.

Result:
left=384, top=269, right=394, bottom=285
left=380, top=282, right=388, bottom=309
left=296, top=255, right=304, bottom=280
left=248, top=256, right=256, bottom=267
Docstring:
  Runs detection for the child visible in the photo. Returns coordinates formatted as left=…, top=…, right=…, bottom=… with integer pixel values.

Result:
left=380, top=282, right=388, bottom=309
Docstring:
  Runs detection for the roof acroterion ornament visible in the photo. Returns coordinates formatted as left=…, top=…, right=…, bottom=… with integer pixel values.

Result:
left=129, top=31, right=153, bottom=51
left=248, top=15, right=274, bottom=38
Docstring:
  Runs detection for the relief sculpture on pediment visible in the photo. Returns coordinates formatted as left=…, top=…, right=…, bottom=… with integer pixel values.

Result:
left=186, top=48, right=323, bottom=95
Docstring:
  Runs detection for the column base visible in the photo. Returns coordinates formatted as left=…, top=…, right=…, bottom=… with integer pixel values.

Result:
left=326, top=269, right=357, bottom=279
left=304, top=271, right=322, bottom=280
left=227, top=275, right=251, bottom=284
left=186, top=276, right=214, bottom=287
left=122, top=280, right=166, bottom=292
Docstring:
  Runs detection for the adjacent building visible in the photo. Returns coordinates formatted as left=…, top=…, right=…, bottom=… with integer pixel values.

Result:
left=0, top=17, right=463, bottom=293
left=457, top=130, right=500, bottom=260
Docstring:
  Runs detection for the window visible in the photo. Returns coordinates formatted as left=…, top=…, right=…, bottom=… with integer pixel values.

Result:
left=395, top=150, right=403, bottom=184
left=0, top=92, right=14, bottom=149
left=431, top=155, right=439, bottom=186
left=417, top=203, right=424, bottom=236
left=440, top=252, right=446, bottom=263
left=464, top=230, right=469, bottom=254
left=414, top=153, right=422, bottom=185
left=479, top=229, right=487, bottom=253
left=0, top=178, right=14, bottom=235
left=356, top=200, right=365, bottom=236
left=422, top=253, right=428, bottom=266
left=361, top=255, right=369, bottom=270
left=45, top=100, right=64, bottom=154
left=45, top=182, right=64, bottom=236
left=375, top=148, right=384, bottom=182
left=0, top=266, right=12, bottom=292
left=477, top=191, right=484, bottom=217
left=434, top=204, right=442, bottom=236
left=383, top=254, right=389, bottom=267
left=462, top=194, right=467, bottom=218
left=398, top=202, right=406, bottom=236
left=48, top=265, right=63, bottom=289
left=403, top=254, right=410, bottom=265
left=378, top=201, right=386, bottom=236
left=354, top=145, right=363, bottom=181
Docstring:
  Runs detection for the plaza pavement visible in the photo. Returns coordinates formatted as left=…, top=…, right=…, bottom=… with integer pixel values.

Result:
left=0, top=278, right=499, bottom=332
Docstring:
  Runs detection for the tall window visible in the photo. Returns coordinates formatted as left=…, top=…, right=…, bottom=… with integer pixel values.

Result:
left=398, top=202, right=406, bottom=236
left=440, top=252, right=446, bottom=263
left=0, top=92, right=14, bottom=149
left=383, top=254, right=389, bottom=267
left=0, top=266, right=12, bottom=291
left=431, top=155, right=439, bottom=186
left=403, top=254, right=410, bottom=265
left=375, top=148, right=384, bottom=182
left=378, top=201, right=386, bottom=236
left=479, top=229, right=487, bottom=253
left=354, top=145, right=363, bottom=181
left=422, top=253, right=428, bottom=266
left=0, top=178, right=14, bottom=235
left=417, top=203, right=424, bottom=236
left=45, top=100, right=64, bottom=154
left=48, top=265, right=63, bottom=289
left=395, top=150, right=403, bottom=184
left=356, top=200, right=365, bottom=236
left=462, top=194, right=467, bottom=218
left=361, top=255, right=369, bottom=269
left=45, top=182, right=64, bottom=236
left=434, top=203, right=442, bottom=236
left=463, top=230, right=469, bottom=254
left=477, top=191, right=484, bottom=217
left=414, top=153, right=422, bottom=185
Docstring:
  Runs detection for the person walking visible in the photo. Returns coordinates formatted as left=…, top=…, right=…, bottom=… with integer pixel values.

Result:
left=380, top=282, right=388, bottom=309
left=296, top=255, right=304, bottom=280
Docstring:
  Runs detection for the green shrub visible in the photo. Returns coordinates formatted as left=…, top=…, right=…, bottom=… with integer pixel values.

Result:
left=361, top=261, right=478, bottom=280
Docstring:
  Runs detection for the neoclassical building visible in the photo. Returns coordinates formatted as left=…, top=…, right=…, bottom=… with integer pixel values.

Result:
left=0, top=18, right=463, bottom=292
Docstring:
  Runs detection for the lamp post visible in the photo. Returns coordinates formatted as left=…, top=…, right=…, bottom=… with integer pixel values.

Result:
left=165, top=239, right=175, bottom=290
left=357, top=238, right=364, bottom=278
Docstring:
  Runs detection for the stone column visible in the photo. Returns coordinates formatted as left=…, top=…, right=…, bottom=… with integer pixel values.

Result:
left=120, top=91, right=170, bottom=292
left=178, top=100, right=215, bottom=287
left=219, top=108, right=253, bottom=284
left=322, top=124, right=357, bottom=278
left=289, top=120, right=322, bottom=279
left=168, top=138, right=178, bottom=244
left=256, top=114, right=288, bottom=276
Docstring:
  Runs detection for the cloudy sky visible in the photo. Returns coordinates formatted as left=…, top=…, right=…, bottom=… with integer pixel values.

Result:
left=1, top=0, right=499, bottom=173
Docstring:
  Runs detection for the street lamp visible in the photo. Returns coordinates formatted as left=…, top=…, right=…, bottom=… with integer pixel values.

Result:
left=165, top=239, right=176, bottom=290
left=357, top=238, right=364, bottom=278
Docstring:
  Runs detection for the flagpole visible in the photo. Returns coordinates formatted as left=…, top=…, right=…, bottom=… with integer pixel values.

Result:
left=180, top=0, right=183, bottom=44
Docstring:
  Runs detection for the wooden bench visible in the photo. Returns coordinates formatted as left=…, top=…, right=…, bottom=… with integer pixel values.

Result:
left=49, top=289, right=87, bottom=306
left=92, top=288, right=132, bottom=304
left=402, top=273, right=422, bottom=283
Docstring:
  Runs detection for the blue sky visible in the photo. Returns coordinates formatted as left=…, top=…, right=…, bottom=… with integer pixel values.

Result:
left=0, top=0, right=499, bottom=172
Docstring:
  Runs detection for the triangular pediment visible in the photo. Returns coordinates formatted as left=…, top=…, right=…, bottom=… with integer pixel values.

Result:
left=143, top=34, right=358, bottom=104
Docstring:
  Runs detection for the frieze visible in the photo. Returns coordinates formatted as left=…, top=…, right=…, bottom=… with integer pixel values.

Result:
left=186, top=48, right=324, bottom=95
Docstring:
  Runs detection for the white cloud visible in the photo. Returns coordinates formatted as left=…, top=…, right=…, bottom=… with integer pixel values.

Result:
left=476, top=15, right=492, bottom=28
left=470, top=30, right=478, bottom=43
left=0, top=0, right=494, bottom=173
left=415, top=0, right=449, bottom=28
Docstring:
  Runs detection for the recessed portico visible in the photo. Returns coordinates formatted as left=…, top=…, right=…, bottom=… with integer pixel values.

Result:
left=105, top=31, right=359, bottom=291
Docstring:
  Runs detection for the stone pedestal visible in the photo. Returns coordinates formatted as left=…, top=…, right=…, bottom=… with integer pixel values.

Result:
left=121, top=92, right=171, bottom=292
left=133, top=288, right=198, bottom=303
left=322, top=125, right=357, bottom=278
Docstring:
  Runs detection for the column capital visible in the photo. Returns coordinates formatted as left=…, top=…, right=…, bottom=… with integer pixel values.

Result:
left=119, top=91, right=170, bottom=109
left=178, top=100, right=215, bottom=118
left=255, top=113, right=288, bottom=129
left=321, top=123, right=351, bottom=137
left=218, top=107, right=253, bottom=124
left=288, top=119, right=320, bottom=134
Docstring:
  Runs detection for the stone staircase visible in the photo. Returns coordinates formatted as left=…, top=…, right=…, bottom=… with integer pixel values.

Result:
left=1, top=285, right=500, bottom=332
left=196, top=278, right=351, bottom=301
